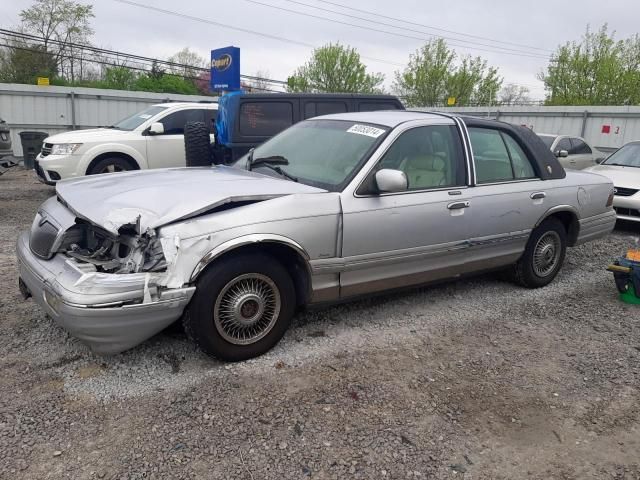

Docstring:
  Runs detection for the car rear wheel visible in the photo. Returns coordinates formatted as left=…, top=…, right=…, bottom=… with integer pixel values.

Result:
left=183, top=253, right=295, bottom=361
left=87, top=157, right=135, bottom=175
left=512, top=217, right=567, bottom=288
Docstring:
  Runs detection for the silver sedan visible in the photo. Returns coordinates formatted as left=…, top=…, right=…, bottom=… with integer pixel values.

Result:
left=585, top=140, right=640, bottom=222
left=17, top=111, right=616, bottom=361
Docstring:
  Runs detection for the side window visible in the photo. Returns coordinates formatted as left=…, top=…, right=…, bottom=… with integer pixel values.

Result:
left=502, top=134, right=536, bottom=179
left=469, top=128, right=537, bottom=183
left=570, top=138, right=591, bottom=155
left=159, top=109, right=204, bottom=135
left=239, top=102, right=294, bottom=136
left=469, top=128, right=513, bottom=183
left=377, top=125, right=465, bottom=191
left=556, top=137, right=572, bottom=153
left=359, top=102, right=402, bottom=112
left=316, top=102, right=348, bottom=116
left=303, top=102, right=348, bottom=119
left=304, top=103, right=316, bottom=119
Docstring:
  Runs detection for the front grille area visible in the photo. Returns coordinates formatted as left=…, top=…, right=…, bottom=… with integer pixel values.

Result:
left=29, top=213, right=60, bottom=258
left=41, top=143, right=52, bottom=157
left=614, top=186, right=639, bottom=197
left=614, top=207, right=640, bottom=218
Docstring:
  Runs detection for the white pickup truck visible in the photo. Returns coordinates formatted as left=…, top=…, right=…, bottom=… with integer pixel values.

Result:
left=34, top=102, right=218, bottom=184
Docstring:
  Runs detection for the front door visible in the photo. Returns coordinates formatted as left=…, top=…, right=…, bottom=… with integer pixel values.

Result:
left=146, top=108, right=208, bottom=169
left=340, top=123, right=472, bottom=298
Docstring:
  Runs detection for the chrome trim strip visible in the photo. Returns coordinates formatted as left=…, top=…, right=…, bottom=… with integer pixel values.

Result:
left=311, top=230, right=530, bottom=275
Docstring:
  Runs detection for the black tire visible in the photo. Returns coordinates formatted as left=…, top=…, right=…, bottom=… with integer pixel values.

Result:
left=183, top=253, right=296, bottom=361
left=512, top=217, right=567, bottom=288
left=184, top=121, right=212, bottom=167
left=87, top=156, right=135, bottom=175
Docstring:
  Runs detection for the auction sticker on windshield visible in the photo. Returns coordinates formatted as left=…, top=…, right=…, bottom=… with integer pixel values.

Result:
left=347, top=124, right=386, bottom=138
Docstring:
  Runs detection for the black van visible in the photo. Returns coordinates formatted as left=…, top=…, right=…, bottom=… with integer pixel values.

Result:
left=212, top=92, right=404, bottom=164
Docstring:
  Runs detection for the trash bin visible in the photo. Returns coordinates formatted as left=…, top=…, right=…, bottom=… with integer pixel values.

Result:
left=19, top=131, right=49, bottom=169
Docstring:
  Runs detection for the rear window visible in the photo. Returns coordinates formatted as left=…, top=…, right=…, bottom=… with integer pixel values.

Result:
left=239, top=102, right=294, bottom=137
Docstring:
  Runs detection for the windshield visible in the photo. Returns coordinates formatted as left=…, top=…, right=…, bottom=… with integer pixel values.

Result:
left=233, top=119, right=390, bottom=191
left=603, top=143, right=640, bottom=167
left=111, top=105, right=168, bottom=131
left=538, top=135, right=556, bottom=149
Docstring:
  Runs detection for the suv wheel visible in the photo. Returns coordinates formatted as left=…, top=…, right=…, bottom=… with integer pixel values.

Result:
left=183, top=253, right=296, bottom=361
left=88, top=157, right=135, bottom=175
left=512, top=217, right=567, bottom=288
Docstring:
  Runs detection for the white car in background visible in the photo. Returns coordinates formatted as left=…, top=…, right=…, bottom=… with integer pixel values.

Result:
left=34, top=102, right=218, bottom=184
left=585, top=141, right=640, bottom=222
left=537, top=133, right=604, bottom=170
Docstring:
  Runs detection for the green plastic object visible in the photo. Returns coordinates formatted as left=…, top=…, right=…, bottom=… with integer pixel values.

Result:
left=620, top=284, right=640, bottom=305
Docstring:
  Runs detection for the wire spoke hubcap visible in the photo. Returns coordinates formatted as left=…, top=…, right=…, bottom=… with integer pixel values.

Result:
left=214, top=273, right=281, bottom=345
left=533, top=231, right=561, bottom=277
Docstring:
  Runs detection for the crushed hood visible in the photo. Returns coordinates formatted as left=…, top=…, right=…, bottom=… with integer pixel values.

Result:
left=56, top=166, right=325, bottom=235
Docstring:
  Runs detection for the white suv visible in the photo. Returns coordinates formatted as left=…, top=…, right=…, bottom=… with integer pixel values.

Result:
left=35, top=102, right=218, bottom=184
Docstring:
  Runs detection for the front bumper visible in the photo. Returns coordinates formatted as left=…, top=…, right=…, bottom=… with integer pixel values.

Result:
left=16, top=231, right=195, bottom=354
left=34, top=153, right=81, bottom=184
left=612, top=196, right=640, bottom=223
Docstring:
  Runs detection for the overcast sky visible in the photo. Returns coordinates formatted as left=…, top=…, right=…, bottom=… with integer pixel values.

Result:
left=2, top=0, right=639, bottom=99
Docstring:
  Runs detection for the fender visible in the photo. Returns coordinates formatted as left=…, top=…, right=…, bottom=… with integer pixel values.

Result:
left=78, top=142, right=149, bottom=174
left=189, top=234, right=312, bottom=283
left=534, top=204, right=580, bottom=227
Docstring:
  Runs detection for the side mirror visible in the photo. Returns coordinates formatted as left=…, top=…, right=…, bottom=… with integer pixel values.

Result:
left=554, top=149, right=569, bottom=158
left=148, top=122, right=164, bottom=135
left=375, top=169, right=408, bottom=193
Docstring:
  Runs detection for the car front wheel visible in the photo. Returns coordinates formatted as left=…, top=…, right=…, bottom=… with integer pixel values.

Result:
left=513, top=217, right=567, bottom=288
left=87, top=157, right=135, bottom=175
left=183, top=253, right=296, bottom=361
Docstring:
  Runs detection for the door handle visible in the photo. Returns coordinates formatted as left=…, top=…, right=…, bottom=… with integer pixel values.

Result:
left=530, top=192, right=546, bottom=200
left=447, top=201, right=470, bottom=210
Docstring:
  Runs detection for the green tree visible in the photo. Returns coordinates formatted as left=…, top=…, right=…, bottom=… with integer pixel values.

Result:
left=0, top=41, right=57, bottom=84
left=19, top=0, right=95, bottom=82
left=393, top=39, right=503, bottom=107
left=134, top=73, right=198, bottom=95
left=540, top=25, right=640, bottom=105
left=287, top=43, right=384, bottom=93
left=102, top=66, right=139, bottom=90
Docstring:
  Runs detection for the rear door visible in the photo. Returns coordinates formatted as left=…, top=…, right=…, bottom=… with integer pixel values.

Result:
left=568, top=137, right=595, bottom=169
left=465, top=127, right=548, bottom=270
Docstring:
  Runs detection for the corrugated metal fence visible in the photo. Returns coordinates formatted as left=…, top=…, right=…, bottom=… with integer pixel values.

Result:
left=418, top=105, right=640, bottom=153
left=0, top=83, right=216, bottom=156
left=2, top=83, right=640, bottom=156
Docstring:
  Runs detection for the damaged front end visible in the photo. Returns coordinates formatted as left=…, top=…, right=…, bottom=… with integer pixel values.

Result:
left=61, top=219, right=167, bottom=275
left=17, top=196, right=194, bottom=354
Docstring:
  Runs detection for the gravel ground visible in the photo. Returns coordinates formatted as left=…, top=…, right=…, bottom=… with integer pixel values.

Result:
left=1, top=167, right=640, bottom=479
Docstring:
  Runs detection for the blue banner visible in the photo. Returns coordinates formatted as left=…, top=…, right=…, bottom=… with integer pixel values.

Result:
left=210, top=46, right=240, bottom=91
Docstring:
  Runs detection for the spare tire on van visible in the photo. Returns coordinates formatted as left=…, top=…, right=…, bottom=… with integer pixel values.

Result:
left=184, top=121, right=212, bottom=167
